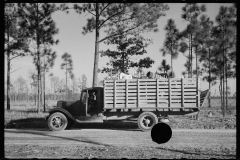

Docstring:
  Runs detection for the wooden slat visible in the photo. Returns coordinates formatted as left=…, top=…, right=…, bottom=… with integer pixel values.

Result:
left=104, top=103, right=198, bottom=109
left=104, top=81, right=106, bottom=107
left=126, top=80, right=128, bottom=108
left=139, top=82, right=157, bottom=85
left=139, top=85, right=158, bottom=89
left=183, top=88, right=197, bottom=91
left=168, top=79, right=171, bottom=108
left=137, top=79, right=140, bottom=108
left=138, top=79, right=159, bottom=82
left=183, top=92, right=197, bottom=95
left=197, top=78, right=200, bottom=107
left=171, top=89, right=182, bottom=92
left=156, top=79, right=159, bottom=108
left=114, top=80, right=116, bottom=109
left=181, top=78, right=184, bottom=108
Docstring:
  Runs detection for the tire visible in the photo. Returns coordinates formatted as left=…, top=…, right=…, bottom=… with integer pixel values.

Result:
left=48, top=112, right=68, bottom=131
left=137, top=112, right=158, bottom=132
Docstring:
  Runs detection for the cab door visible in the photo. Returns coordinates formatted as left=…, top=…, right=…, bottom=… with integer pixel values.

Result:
left=77, top=89, right=103, bottom=122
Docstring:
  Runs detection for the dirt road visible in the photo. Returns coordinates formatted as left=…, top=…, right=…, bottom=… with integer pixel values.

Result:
left=4, top=128, right=236, bottom=159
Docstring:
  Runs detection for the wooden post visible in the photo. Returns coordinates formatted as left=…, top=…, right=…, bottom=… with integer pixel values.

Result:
left=125, top=79, right=128, bottom=108
left=197, top=78, right=200, bottom=107
left=114, top=80, right=116, bottom=109
left=181, top=78, right=184, bottom=109
left=137, top=79, right=140, bottom=108
left=168, top=78, right=171, bottom=111
left=156, top=79, right=159, bottom=108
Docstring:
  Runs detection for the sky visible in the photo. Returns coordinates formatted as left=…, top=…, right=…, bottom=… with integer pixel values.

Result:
left=4, top=3, right=236, bottom=96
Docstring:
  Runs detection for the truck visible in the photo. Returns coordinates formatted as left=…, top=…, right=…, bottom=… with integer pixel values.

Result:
left=45, top=78, right=209, bottom=131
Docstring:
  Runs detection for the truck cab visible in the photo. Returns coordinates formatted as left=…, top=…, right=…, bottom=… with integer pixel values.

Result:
left=46, top=87, right=104, bottom=131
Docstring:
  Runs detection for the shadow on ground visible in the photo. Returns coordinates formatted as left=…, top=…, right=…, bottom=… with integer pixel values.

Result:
left=5, top=117, right=140, bottom=131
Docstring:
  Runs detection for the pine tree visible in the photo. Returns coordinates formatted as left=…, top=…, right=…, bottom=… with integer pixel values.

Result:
left=59, top=3, right=169, bottom=87
left=180, top=3, right=207, bottom=78
left=160, top=19, right=179, bottom=77
left=158, top=59, right=170, bottom=76
left=18, top=3, right=59, bottom=113
left=5, top=3, right=29, bottom=110
left=61, top=52, right=74, bottom=100
left=213, top=5, right=236, bottom=117
left=100, top=35, right=154, bottom=74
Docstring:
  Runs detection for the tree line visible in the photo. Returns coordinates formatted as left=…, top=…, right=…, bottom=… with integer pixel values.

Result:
left=4, top=72, right=89, bottom=104
left=5, top=3, right=236, bottom=117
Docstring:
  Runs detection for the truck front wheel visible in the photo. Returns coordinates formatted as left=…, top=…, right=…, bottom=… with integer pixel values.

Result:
left=138, top=112, right=158, bottom=132
left=48, top=112, right=68, bottom=131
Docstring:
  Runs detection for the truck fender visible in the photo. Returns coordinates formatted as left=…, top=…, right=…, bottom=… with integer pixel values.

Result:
left=47, top=108, right=76, bottom=122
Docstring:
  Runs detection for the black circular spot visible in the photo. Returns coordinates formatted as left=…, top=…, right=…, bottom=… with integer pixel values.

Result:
left=151, top=122, right=172, bottom=144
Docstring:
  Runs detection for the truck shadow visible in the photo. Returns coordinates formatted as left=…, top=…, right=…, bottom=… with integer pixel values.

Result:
left=5, top=118, right=141, bottom=131
left=69, top=121, right=140, bottom=131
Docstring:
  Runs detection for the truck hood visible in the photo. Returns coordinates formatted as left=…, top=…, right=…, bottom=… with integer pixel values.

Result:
left=56, top=100, right=82, bottom=117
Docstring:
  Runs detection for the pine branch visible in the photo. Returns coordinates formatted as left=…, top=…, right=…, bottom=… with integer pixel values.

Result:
left=10, top=54, right=23, bottom=61
left=99, top=3, right=111, bottom=16
left=99, top=25, right=139, bottom=43
left=86, top=8, right=96, bottom=16
left=98, top=6, right=126, bottom=29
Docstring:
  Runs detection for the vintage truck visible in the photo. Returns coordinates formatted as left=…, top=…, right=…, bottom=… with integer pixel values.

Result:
left=46, top=78, right=209, bottom=131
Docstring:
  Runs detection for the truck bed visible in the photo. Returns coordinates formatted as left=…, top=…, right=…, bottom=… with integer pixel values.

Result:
left=103, top=78, right=201, bottom=110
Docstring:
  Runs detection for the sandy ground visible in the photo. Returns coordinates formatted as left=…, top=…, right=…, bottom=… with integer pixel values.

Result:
left=4, top=128, right=236, bottom=159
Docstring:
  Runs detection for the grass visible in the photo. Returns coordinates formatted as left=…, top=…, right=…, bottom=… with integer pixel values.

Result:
left=4, top=99, right=236, bottom=130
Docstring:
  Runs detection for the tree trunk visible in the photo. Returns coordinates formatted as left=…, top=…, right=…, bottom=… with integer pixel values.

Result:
left=226, top=77, right=228, bottom=112
left=92, top=3, right=100, bottom=87
left=7, top=17, right=11, bottom=110
left=171, top=50, right=173, bottom=78
left=219, top=75, right=223, bottom=108
left=66, top=61, right=67, bottom=100
left=208, top=48, right=211, bottom=108
left=37, top=3, right=42, bottom=113
left=222, top=33, right=226, bottom=118
left=190, top=34, right=193, bottom=78
left=43, top=69, right=46, bottom=112
left=34, top=89, right=37, bottom=105
left=225, top=59, right=228, bottom=112
left=188, top=34, right=191, bottom=78
left=7, top=50, right=11, bottom=110
left=196, top=46, right=198, bottom=78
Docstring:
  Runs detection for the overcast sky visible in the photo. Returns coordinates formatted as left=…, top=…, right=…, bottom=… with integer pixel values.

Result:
left=4, top=3, right=236, bottom=96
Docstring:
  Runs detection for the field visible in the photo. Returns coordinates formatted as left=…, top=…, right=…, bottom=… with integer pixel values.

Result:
left=4, top=98, right=236, bottom=130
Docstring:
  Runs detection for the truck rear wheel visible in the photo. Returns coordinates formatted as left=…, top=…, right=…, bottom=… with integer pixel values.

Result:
left=138, top=112, right=158, bottom=132
left=48, top=112, right=68, bottom=131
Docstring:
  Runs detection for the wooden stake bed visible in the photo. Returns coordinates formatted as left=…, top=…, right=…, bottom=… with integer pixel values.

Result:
left=103, top=78, right=201, bottom=110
